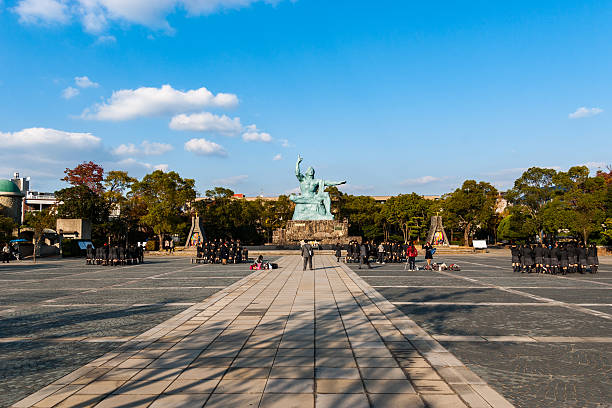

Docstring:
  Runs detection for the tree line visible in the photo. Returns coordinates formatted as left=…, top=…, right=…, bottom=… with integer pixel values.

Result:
left=3, top=162, right=610, bottom=247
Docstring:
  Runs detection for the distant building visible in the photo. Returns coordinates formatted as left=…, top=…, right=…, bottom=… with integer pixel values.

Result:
left=10, top=173, right=59, bottom=221
left=0, top=179, right=24, bottom=224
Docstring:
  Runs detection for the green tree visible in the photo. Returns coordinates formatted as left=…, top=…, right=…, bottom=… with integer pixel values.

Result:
left=55, top=185, right=110, bottom=225
left=131, top=170, right=196, bottom=248
left=0, top=215, right=15, bottom=244
left=260, top=196, right=295, bottom=243
left=444, top=180, right=498, bottom=245
left=381, top=193, right=430, bottom=243
left=506, top=167, right=559, bottom=240
left=23, top=210, right=55, bottom=263
left=338, top=195, right=382, bottom=241
left=497, top=206, right=538, bottom=242
left=560, top=168, right=606, bottom=243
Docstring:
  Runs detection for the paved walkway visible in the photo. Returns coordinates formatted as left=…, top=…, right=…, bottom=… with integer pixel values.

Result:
left=12, top=255, right=513, bottom=408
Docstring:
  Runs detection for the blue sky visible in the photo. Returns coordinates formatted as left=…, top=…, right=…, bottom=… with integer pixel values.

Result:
left=1, top=0, right=610, bottom=196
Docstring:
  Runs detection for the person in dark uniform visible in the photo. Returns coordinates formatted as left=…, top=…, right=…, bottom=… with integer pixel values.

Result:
left=301, top=241, right=313, bottom=271
left=578, top=243, right=588, bottom=274
left=587, top=243, right=599, bottom=273
left=567, top=243, right=577, bottom=274
left=236, top=244, right=242, bottom=264
left=359, top=241, right=372, bottom=269
left=221, top=242, right=229, bottom=265
left=550, top=243, right=559, bottom=275
left=423, top=242, right=433, bottom=268
left=119, top=246, right=126, bottom=265
left=510, top=243, right=521, bottom=272
left=521, top=244, right=533, bottom=273
left=559, top=244, right=569, bottom=275
left=86, top=244, right=94, bottom=265
left=334, top=243, right=342, bottom=262
left=534, top=244, right=544, bottom=274
left=543, top=244, right=552, bottom=274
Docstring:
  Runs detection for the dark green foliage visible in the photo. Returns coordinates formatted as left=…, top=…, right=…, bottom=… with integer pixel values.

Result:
left=60, top=239, right=81, bottom=257
left=0, top=215, right=15, bottom=244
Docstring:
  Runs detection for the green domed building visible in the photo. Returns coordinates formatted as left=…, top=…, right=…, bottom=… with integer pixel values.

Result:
left=0, top=179, right=24, bottom=224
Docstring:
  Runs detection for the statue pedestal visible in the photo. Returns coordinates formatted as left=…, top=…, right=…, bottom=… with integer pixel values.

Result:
left=273, top=219, right=351, bottom=245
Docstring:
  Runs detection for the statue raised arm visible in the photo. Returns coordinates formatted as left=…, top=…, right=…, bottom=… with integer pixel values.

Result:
left=324, top=179, right=346, bottom=187
left=295, top=155, right=304, bottom=181
left=289, top=155, right=347, bottom=220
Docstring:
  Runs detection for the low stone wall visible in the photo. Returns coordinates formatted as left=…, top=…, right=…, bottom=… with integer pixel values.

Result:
left=273, top=219, right=352, bottom=245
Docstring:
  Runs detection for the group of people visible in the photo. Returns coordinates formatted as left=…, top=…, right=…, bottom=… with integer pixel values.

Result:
left=343, top=241, right=409, bottom=264
left=334, top=240, right=432, bottom=271
left=510, top=242, right=599, bottom=274
left=86, top=244, right=144, bottom=266
left=195, top=239, right=248, bottom=264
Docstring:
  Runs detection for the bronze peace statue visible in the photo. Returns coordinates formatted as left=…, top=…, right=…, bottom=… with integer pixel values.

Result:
left=289, top=155, right=346, bottom=221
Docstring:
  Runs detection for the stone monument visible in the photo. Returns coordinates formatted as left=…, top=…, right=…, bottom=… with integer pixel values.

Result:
left=426, top=215, right=449, bottom=246
left=273, top=155, right=352, bottom=245
left=185, top=215, right=206, bottom=248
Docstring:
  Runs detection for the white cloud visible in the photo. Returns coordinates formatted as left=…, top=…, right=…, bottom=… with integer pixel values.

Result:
left=569, top=107, right=603, bottom=119
left=184, top=138, right=227, bottom=156
left=14, top=0, right=69, bottom=24
left=0, top=127, right=101, bottom=148
left=112, top=143, right=138, bottom=155
left=82, top=84, right=238, bottom=121
left=62, top=86, right=80, bottom=99
left=170, top=112, right=242, bottom=136
left=213, top=174, right=248, bottom=186
left=400, top=176, right=441, bottom=186
left=112, top=141, right=173, bottom=156
left=95, top=35, right=116, bottom=44
left=141, top=141, right=173, bottom=155
left=116, top=157, right=168, bottom=171
left=75, top=76, right=99, bottom=88
left=14, top=0, right=286, bottom=32
left=273, top=153, right=282, bottom=161
left=242, top=124, right=272, bottom=142
left=280, top=138, right=290, bottom=148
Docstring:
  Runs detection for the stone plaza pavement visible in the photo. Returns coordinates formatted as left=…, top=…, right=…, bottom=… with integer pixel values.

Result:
left=11, top=255, right=513, bottom=408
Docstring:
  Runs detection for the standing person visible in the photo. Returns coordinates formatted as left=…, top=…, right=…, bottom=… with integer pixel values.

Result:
left=359, top=241, right=372, bottom=269
left=221, top=242, right=229, bottom=265
left=377, top=242, right=385, bottom=264
left=406, top=241, right=418, bottom=271
left=510, top=243, right=520, bottom=272
left=2, top=243, right=10, bottom=263
left=578, top=243, right=588, bottom=274
left=587, top=243, right=599, bottom=273
left=423, top=242, right=433, bottom=268
left=559, top=244, right=569, bottom=275
left=550, top=242, right=560, bottom=275
left=568, top=242, right=577, bottom=274
left=543, top=243, right=552, bottom=274
left=86, top=244, right=94, bottom=265
left=534, top=244, right=544, bottom=274
left=334, top=243, right=342, bottom=262
left=301, top=240, right=313, bottom=271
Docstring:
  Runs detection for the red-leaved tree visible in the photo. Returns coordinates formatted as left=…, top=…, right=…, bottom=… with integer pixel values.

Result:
left=62, top=161, right=105, bottom=194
